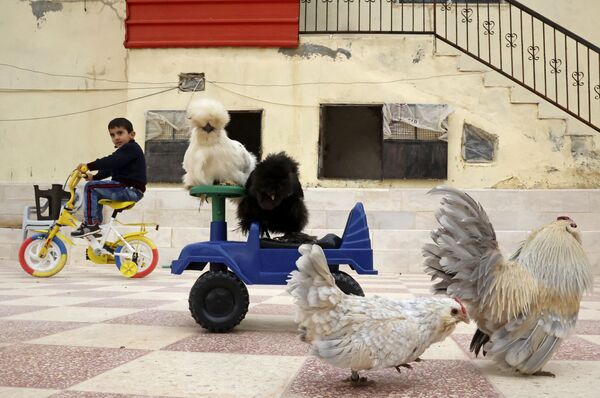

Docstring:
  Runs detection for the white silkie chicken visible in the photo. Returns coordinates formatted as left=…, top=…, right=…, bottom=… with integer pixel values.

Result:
left=182, top=98, right=256, bottom=190
left=287, top=244, right=469, bottom=384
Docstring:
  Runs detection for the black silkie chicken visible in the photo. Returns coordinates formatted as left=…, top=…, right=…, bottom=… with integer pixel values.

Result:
left=237, top=152, right=309, bottom=239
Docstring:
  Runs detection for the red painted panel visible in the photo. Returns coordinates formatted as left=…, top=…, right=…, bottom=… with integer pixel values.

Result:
left=125, top=0, right=299, bottom=48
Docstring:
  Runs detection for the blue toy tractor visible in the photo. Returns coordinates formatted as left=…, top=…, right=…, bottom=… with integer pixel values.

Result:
left=170, top=185, right=377, bottom=332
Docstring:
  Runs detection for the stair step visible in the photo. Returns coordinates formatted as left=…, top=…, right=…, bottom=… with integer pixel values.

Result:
left=510, top=86, right=541, bottom=104
left=434, top=41, right=461, bottom=57
left=457, top=54, right=490, bottom=72
left=483, top=71, right=515, bottom=88
left=537, top=101, right=568, bottom=119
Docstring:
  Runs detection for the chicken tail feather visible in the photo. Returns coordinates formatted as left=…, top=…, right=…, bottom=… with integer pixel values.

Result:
left=287, top=244, right=343, bottom=310
left=470, top=328, right=490, bottom=357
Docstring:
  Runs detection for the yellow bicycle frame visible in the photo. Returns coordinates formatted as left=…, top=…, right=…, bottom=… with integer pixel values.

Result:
left=37, top=166, right=86, bottom=258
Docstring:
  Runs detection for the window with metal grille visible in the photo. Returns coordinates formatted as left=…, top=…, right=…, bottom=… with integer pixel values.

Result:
left=386, top=120, right=443, bottom=141
left=319, top=104, right=449, bottom=180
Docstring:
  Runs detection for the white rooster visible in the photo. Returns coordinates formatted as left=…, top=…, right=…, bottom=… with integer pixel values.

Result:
left=287, top=244, right=469, bottom=384
left=423, top=186, right=593, bottom=376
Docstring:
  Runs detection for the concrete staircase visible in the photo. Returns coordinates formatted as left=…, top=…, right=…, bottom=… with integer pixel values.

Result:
left=1, top=184, right=600, bottom=275
left=435, top=39, right=597, bottom=138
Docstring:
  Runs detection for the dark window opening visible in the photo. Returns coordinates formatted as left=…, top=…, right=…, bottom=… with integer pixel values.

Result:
left=319, top=104, right=448, bottom=180
left=227, top=111, right=263, bottom=161
left=319, top=105, right=383, bottom=179
left=145, top=109, right=262, bottom=183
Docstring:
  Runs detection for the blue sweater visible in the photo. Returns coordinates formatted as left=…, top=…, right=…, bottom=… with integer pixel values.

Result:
left=87, top=140, right=147, bottom=192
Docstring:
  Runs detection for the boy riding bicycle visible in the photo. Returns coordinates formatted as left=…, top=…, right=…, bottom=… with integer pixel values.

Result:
left=71, top=117, right=146, bottom=238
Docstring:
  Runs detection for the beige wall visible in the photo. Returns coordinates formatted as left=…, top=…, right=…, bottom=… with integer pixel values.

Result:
left=1, top=0, right=600, bottom=189
left=522, top=0, right=600, bottom=45
left=0, top=0, right=129, bottom=182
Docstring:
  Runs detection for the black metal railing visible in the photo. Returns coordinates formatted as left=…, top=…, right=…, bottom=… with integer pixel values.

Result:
left=299, top=0, right=435, bottom=34
left=299, top=0, right=600, bottom=133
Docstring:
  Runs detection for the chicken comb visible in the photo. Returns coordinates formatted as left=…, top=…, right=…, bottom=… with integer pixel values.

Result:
left=454, top=297, right=467, bottom=316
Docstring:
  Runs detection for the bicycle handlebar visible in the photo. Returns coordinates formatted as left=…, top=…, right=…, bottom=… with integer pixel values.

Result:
left=64, top=165, right=88, bottom=210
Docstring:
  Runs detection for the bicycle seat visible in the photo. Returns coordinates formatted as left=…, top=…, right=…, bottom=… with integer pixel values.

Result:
left=98, top=199, right=136, bottom=210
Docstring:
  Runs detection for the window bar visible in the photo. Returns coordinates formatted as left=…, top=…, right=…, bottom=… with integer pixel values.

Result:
left=588, top=48, right=591, bottom=122
left=422, top=0, right=426, bottom=32
left=368, top=0, right=372, bottom=32
left=597, top=51, right=600, bottom=122
left=336, top=0, right=340, bottom=31
left=347, top=0, right=351, bottom=31
left=566, top=36, right=569, bottom=110
left=390, top=0, right=394, bottom=32
left=554, top=28, right=558, bottom=103
left=401, top=0, right=404, bottom=32
left=477, top=2, right=480, bottom=58
left=543, top=23, right=547, bottom=97
left=314, top=0, right=318, bottom=31
left=325, top=0, right=329, bottom=31
left=358, top=0, right=361, bottom=31
left=444, top=0, right=448, bottom=38
left=378, top=0, right=382, bottom=32
left=434, top=0, right=437, bottom=37
left=487, top=1, right=492, bottom=64
left=303, top=0, right=307, bottom=31
left=509, top=3, right=514, bottom=77
left=576, top=42, right=580, bottom=117
left=531, top=15, right=536, bottom=90
left=520, top=9, right=524, bottom=83
left=466, top=1, right=469, bottom=52
left=455, top=1, right=458, bottom=45
left=498, top=0, right=502, bottom=71
left=412, top=0, right=415, bottom=32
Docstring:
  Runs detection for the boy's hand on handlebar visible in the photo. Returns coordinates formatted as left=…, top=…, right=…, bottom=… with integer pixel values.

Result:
left=83, top=172, right=93, bottom=181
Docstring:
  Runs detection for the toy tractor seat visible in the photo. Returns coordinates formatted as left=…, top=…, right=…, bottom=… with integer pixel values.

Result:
left=259, top=233, right=342, bottom=249
left=189, top=185, right=245, bottom=223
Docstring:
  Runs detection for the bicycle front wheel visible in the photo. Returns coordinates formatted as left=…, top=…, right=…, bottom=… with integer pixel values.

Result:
left=115, top=236, right=158, bottom=278
left=18, top=234, right=68, bottom=277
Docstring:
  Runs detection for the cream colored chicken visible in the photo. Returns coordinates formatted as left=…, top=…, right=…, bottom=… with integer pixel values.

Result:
left=423, top=186, right=593, bottom=376
left=287, top=244, right=469, bottom=384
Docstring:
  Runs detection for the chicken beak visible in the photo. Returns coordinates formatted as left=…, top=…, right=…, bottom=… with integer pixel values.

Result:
left=203, top=122, right=215, bottom=133
left=459, top=313, right=470, bottom=324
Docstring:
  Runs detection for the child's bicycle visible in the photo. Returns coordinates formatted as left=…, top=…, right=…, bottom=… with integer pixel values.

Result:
left=18, top=165, right=159, bottom=278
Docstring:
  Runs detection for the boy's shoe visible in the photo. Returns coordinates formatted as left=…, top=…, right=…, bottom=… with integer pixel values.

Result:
left=71, top=224, right=101, bottom=238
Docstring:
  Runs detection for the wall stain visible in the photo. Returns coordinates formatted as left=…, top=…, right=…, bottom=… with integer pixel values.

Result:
left=30, top=1, right=124, bottom=23
left=279, top=43, right=351, bottom=60
left=412, top=47, right=425, bottom=64
left=30, top=0, right=63, bottom=21
left=547, top=131, right=564, bottom=152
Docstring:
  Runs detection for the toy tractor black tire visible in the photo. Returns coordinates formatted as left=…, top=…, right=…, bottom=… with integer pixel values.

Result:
left=332, top=270, right=365, bottom=296
left=188, top=269, right=249, bottom=332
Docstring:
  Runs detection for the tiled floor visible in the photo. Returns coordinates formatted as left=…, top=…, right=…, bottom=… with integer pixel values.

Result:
left=0, top=261, right=599, bottom=398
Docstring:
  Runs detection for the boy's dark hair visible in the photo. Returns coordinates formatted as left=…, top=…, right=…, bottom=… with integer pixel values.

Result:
left=108, top=118, right=134, bottom=133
